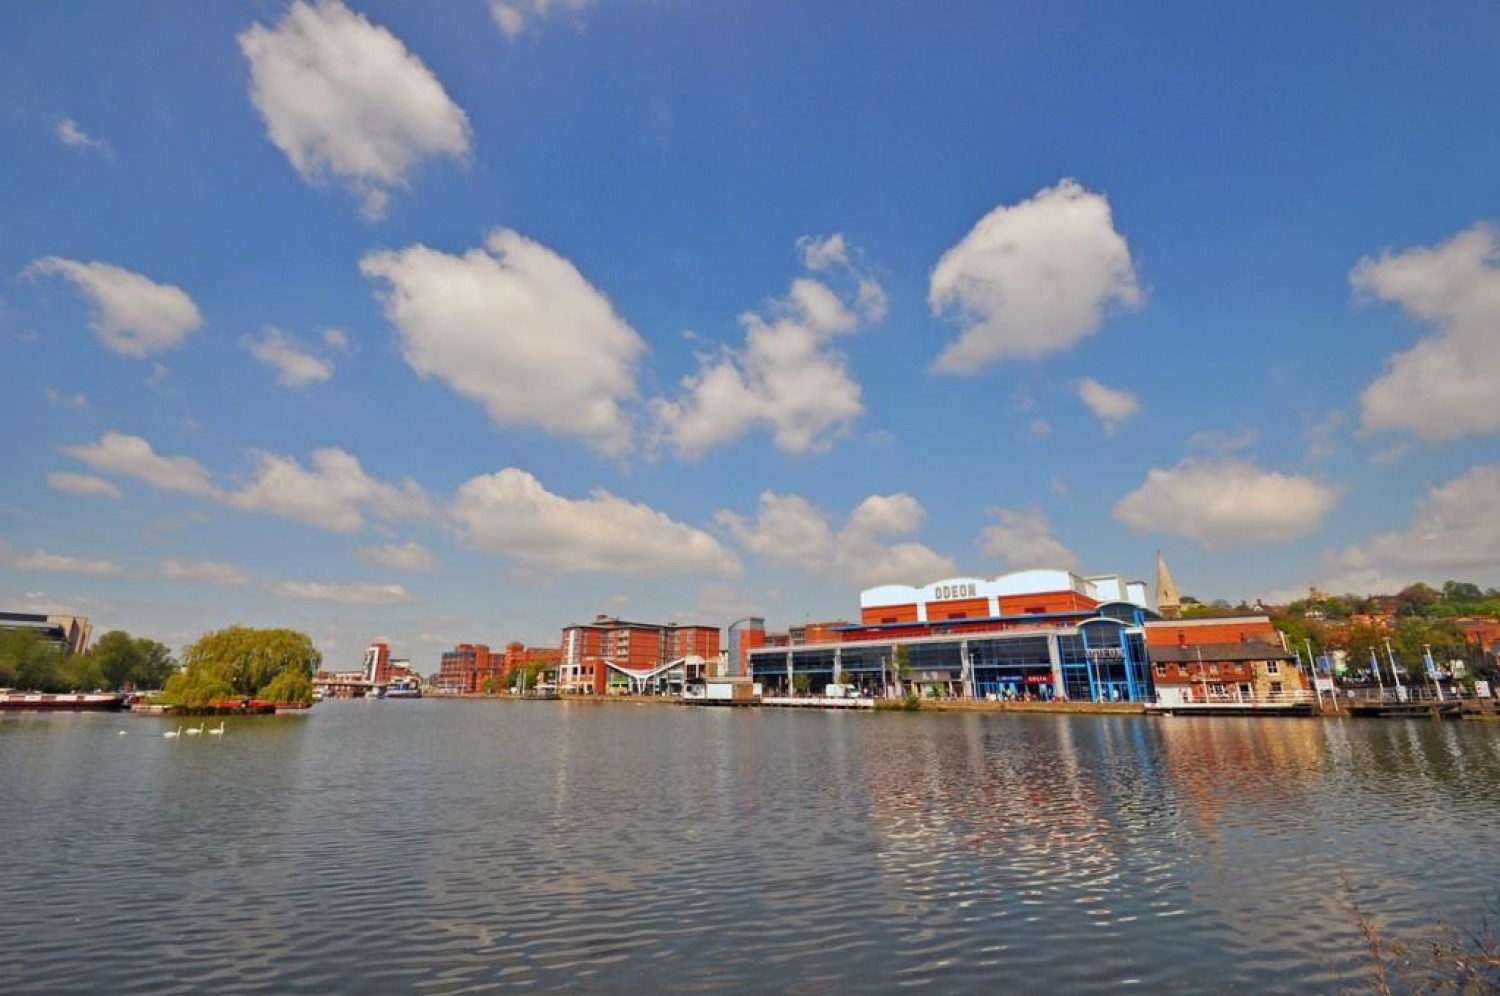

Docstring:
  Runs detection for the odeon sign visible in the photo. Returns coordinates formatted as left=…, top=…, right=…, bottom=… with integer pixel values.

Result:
left=930, top=582, right=979, bottom=601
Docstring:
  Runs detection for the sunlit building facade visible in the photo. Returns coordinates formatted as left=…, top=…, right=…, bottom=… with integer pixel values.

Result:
left=748, top=570, right=1160, bottom=702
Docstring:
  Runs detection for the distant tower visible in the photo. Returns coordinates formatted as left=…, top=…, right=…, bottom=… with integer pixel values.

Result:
left=1155, top=551, right=1182, bottom=619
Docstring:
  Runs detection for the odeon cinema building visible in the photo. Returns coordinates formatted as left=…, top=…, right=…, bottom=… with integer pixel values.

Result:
left=748, top=570, right=1162, bottom=702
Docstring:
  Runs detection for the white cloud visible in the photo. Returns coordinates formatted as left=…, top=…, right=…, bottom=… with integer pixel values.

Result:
left=1336, top=464, right=1500, bottom=581
left=1186, top=426, right=1259, bottom=456
left=489, top=0, right=592, bottom=41
left=451, top=468, right=741, bottom=576
left=239, top=0, right=471, bottom=220
left=159, top=559, right=253, bottom=587
left=321, top=327, right=350, bottom=351
left=362, top=228, right=645, bottom=455
left=1076, top=378, right=1139, bottom=433
left=45, top=388, right=88, bottom=410
left=1113, top=459, right=1339, bottom=549
left=797, top=233, right=849, bottom=272
left=23, top=257, right=201, bottom=357
left=244, top=326, right=334, bottom=387
left=1352, top=223, right=1500, bottom=440
left=355, top=541, right=437, bottom=573
left=929, top=178, right=1141, bottom=372
left=717, top=491, right=954, bottom=589
left=55, top=117, right=111, bottom=157
left=977, top=508, right=1079, bottom=570
left=229, top=448, right=429, bottom=533
left=64, top=432, right=217, bottom=496
left=270, top=580, right=415, bottom=605
left=46, top=471, right=121, bottom=499
left=1, top=546, right=121, bottom=576
left=651, top=236, right=885, bottom=459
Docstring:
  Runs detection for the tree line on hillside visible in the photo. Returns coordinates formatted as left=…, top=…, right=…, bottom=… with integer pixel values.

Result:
left=0, top=624, right=320, bottom=706
left=0, top=629, right=175, bottom=693
left=1265, top=579, right=1499, bottom=683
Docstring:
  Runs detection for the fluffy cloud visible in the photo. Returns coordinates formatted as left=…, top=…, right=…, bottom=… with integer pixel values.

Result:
left=229, top=448, right=429, bottom=532
left=1, top=546, right=121, bottom=576
left=244, top=327, right=334, bottom=387
left=717, top=492, right=954, bottom=589
left=651, top=236, right=884, bottom=459
left=46, top=471, right=121, bottom=498
left=451, top=468, right=740, bottom=576
left=159, top=559, right=253, bottom=587
left=1076, top=378, right=1140, bottom=434
left=489, top=0, right=592, bottom=40
left=64, top=432, right=217, bottom=496
left=23, top=258, right=201, bottom=357
left=1352, top=223, right=1500, bottom=440
left=977, top=508, right=1079, bottom=570
left=270, top=580, right=415, bottom=605
left=355, top=541, right=437, bottom=573
left=929, top=179, right=1141, bottom=372
left=55, top=118, right=110, bottom=156
left=1336, top=465, right=1500, bottom=579
left=362, top=229, right=645, bottom=455
left=239, top=0, right=471, bottom=220
left=1113, top=459, right=1339, bottom=549
left=45, top=388, right=88, bottom=410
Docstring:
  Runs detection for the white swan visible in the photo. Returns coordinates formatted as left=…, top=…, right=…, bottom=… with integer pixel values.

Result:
left=184, top=721, right=206, bottom=736
left=163, top=725, right=182, bottom=738
left=208, top=721, right=226, bottom=737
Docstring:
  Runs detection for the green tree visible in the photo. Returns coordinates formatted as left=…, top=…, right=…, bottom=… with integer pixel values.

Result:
left=1443, top=580, right=1483, bottom=605
left=163, top=626, right=320, bottom=706
left=1394, top=582, right=1439, bottom=617
left=792, top=672, right=812, bottom=694
left=134, top=639, right=177, bottom=689
left=1, top=630, right=65, bottom=691
left=890, top=644, right=912, bottom=696
left=90, top=630, right=145, bottom=690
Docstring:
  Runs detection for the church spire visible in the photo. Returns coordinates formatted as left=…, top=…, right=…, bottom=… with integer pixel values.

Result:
left=1155, top=550, right=1182, bottom=619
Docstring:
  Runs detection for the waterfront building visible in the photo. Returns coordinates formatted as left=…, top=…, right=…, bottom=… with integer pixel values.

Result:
left=748, top=570, right=1160, bottom=702
left=559, top=616, right=720, bottom=694
left=438, top=643, right=503, bottom=694
left=0, top=611, right=91, bottom=656
left=502, top=641, right=561, bottom=681
left=1142, top=616, right=1304, bottom=704
left=362, top=642, right=418, bottom=687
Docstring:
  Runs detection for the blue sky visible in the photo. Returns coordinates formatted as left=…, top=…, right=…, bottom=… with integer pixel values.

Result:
left=3, top=0, right=1498, bottom=667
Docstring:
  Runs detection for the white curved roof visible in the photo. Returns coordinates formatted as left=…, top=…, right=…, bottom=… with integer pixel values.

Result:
left=861, top=570, right=1149, bottom=610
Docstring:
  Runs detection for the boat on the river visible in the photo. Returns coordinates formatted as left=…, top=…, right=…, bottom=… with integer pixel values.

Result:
left=381, top=677, right=422, bottom=699
left=0, top=690, right=126, bottom=711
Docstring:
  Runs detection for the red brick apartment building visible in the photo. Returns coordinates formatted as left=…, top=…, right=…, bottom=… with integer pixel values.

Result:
left=558, top=616, right=720, bottom=694
left=438, top=641, right=562, bottom=693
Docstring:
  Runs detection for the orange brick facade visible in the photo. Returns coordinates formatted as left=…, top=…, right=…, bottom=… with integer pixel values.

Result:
left=560, top=616, right=721, bottom=693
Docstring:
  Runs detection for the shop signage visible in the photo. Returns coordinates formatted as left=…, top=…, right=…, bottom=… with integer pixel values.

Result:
left=1086, top=647, right=1125, bottom=662
left=931, top=582, right=979, bottom=601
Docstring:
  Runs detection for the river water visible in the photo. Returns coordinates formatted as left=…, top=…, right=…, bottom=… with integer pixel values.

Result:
left=2, top=701, right=1497, bottom=993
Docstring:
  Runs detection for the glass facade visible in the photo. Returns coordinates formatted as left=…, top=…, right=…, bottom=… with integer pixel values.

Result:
left=969, top=635, right=1054, bottom=699
left=747, top=613, right=1157, bottom=702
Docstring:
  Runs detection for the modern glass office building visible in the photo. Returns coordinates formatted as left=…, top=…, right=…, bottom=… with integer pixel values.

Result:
left=747, top=571, right=1160, bottom=702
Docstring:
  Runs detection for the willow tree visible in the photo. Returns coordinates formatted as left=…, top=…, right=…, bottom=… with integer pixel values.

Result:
left=163, top=626, right=320, bottom=706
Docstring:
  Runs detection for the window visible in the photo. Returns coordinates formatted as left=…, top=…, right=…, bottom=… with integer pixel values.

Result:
left=1154, top=663, right=1166, bottom=677
left=1266, top=660, right=1280, bottom=675
left=1208, top=663, right=1219, bottom=675
left=1025, top=606, right=1046, bottom=615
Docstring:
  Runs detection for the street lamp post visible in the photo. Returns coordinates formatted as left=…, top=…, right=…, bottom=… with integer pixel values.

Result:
left=1384, top=637, right=1405, bottom=702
